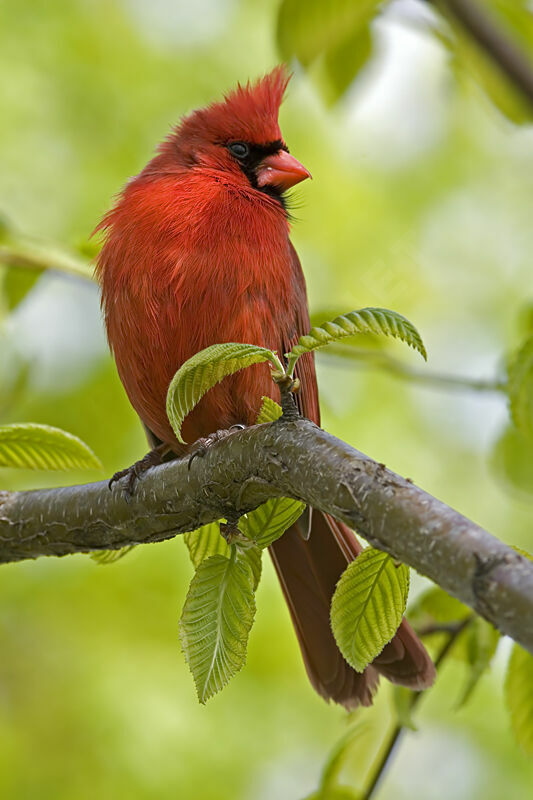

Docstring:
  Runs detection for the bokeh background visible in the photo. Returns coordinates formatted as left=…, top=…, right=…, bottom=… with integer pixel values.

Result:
left=1, top=0, right=533, bottom=798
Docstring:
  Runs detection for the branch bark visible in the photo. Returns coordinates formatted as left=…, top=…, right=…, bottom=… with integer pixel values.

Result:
left=1, top=417, right=532, bottom=654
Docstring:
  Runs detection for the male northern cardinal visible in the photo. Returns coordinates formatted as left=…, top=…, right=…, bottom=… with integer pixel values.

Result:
left=96, top=66, right=435, bottom=708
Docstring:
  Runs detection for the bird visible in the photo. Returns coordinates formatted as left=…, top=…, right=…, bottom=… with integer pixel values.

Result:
left=95, top=65, right=435, bottom=709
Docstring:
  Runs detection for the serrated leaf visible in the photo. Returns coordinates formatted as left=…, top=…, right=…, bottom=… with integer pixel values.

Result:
left=331, top=548, right=410, bottom=673
left=184, top=522, right=232, bottom=567
left=179, top=551, right=256, bottom=703
left=90, top=546, right=136, bottom=565
left=256, top=396, right=282, bottom=424
left=240, top=496, right=305, bottom=549
left=508, top=337, right=533, bottom=438
left=276, top=0, right=380, bottom=67
left=456, top=617, right=499, bottom=708
left=184, top=522, right=262, bottom=589
left=286, top=308, right=426, bottom=376
left=166, top=343, right=284, bottom=444
left=0, top=423, right=102, bottom=470
left=505, top=644, right=533, bottom=756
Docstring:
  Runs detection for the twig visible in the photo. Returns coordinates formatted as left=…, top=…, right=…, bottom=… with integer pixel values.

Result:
left=429, top=0, right=533, bottom=108
left=320, top=346, right=506, bottom=394
left=361, top=615, right=473, bottom=800
left=0, top=243, right=93, bottom=282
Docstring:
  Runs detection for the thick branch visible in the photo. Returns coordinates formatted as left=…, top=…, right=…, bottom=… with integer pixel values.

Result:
left=1, top=418, right=532, bottom=654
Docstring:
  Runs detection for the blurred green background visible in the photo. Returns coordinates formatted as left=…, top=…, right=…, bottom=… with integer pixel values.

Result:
left=1, top=0, right=533, bottom=798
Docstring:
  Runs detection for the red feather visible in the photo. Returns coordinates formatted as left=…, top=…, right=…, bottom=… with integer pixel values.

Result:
left=96, top=67, right=435, bottom=707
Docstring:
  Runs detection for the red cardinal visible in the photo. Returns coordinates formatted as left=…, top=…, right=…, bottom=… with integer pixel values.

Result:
left=96, top=66, right=435, bottom=708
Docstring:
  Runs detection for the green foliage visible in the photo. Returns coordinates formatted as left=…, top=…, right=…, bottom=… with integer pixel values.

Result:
left=409, top=586, right=499, bottom=707
left=304, top=722, right=367, bottom=800
left=393, top=686, right=418, bottom=731
left=319, top=23, right=373, bottom=105
left=276, top=0, right=379, bottom=68
left=240, top=496, right=305, bottom=549
left=184, top=522, right=262, bottom=590
left=179, top=550, right=256, bottom=704
left=491, top=425, right=533, bottom=497
left=330, top=548, right=409, bottom=672
left=166, top=343, right=284, bottom=443
left=0, top=423, right=101, bottom=470
left=184, top=522, right=232, bottom=567
left=409, top=585, right=471, bottom=627
left=508, top=337, right=533, bottom=438
left=445, top=0, right=533, bottom=125
left=286, top=308, right=427, bottom=376
left=505, top=645, right=533, bottom=756
left=256, top=396, right=283, bottom=424
left=456, top=617, right=499, bottom=708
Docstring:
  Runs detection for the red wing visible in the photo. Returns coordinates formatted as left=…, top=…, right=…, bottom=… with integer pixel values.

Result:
left=282, top=242, right=320, bottom=426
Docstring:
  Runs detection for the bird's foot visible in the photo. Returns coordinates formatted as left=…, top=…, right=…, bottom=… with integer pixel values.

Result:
left=188, top=424, right=245, bottom=471
left=109, top=443, right=171, bottom=496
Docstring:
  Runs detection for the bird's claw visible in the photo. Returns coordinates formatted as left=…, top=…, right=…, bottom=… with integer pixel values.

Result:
left=108, top=444, right=168, bottom=497
left=188, top=424, right=245, bottom=471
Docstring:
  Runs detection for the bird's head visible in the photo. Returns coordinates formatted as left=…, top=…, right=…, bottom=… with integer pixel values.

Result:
left=152, top=66, right=311, bottom=203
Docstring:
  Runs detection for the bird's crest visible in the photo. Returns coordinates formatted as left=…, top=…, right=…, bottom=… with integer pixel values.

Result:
left=173, top=65, right=291, bottom=147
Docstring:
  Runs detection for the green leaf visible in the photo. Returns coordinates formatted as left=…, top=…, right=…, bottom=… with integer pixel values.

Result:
left=90, top=546, right=136, bottom=565
left=256, top=396, right=283, bottom=424
left=179, top=550, right=256, bottom=703
left=184, top=521, right=262, bottom=589
left=318, top=24, right=373, bottom=105
left=491, top=424, right=533, bottom=497
left=0, top=423, right=102, bottom=470
left=505, top=644, right=533, bottom=757
left=508, top=337, right=533, bottom=438
left=314, top=724, right=367, bottom=800
left=277, top=0, right=380, bottom=67
left=409, top=585, right=471, bottom=627
left=240, top=496, right=305, bottom=549
left=166, top=343, right=284, bottom=444
left=393, top=686, right=417, bottom=731
left=184, top=522, right=232, bottom=567
left=286, top=308, right=426, bottom=376
left=331, top=548, right=410, bottom=672
left=456, top=617, right=499, bottom=708
left=1, top=266, right=41, bottom=311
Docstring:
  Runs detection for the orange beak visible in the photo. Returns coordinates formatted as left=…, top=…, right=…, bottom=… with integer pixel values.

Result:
left=256, top=150, right=311, bottom=191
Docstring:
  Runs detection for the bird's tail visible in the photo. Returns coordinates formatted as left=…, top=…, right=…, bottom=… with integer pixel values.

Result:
left=269, top=511, right=436, bottom=709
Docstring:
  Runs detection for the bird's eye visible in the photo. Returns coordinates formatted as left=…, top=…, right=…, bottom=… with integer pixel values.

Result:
left=228, top=142, right=249, bottom=159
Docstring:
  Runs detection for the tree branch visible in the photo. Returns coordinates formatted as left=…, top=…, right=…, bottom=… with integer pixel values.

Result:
left=1, top=418, right=532, bottom=653
left=431, top=0, right=533, bottom=108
